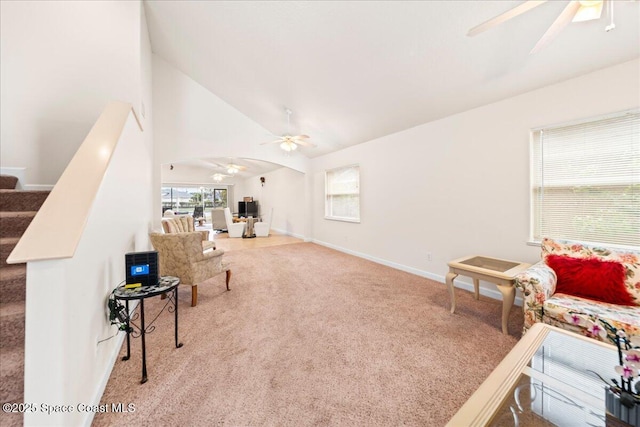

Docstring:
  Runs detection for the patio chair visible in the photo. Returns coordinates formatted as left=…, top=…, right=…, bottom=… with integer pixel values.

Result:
left=193, top=206, right=204, bottom=219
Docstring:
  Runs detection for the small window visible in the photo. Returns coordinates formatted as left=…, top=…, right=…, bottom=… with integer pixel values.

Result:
left=530, top=110, right=639, bottom=248
left=325, top=165, right=360, bottom=223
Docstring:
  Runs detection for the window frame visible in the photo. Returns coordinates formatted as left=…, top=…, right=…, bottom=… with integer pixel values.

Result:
left=529, top=109, right=640, bottom=249
left=324, top=164, right=361, bottom=223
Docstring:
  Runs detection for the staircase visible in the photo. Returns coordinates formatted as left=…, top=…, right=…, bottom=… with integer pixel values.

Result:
left=0, top=175, right=49, bottom=427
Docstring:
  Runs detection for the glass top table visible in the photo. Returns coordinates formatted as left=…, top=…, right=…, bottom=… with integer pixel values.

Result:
left=448, top=323, right=619, bottom=426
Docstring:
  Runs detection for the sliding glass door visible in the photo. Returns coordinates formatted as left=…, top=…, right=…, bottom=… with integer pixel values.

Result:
left=162, top=186, right=228, bottom=216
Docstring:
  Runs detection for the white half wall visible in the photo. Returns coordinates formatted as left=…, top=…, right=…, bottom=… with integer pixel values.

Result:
left=0, top=1, right=143, bottom=186
left=311, top=59, right=640, bottom=293
left=23, top=113, right=151, bottom=427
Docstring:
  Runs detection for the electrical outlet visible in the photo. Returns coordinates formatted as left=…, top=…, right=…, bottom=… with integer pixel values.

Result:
left=427, top=252, right=432, bottom=262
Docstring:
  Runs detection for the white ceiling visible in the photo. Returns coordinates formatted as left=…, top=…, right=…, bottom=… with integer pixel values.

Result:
left=145, top=0, right=640, bottom=159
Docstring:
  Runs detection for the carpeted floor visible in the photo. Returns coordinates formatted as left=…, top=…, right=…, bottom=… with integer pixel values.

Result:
left=94, top=242, right=523, bottom=426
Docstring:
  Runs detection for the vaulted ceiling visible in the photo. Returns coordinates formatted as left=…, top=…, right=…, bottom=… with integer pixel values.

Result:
left=145, top=0, right=640, bottom=160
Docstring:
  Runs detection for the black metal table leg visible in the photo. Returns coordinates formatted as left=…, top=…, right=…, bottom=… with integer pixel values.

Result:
left=122, top=300, right=130, bottom=361
left=174, top=286, right=183, bottom=349
left=140, top=299, right=147, bottom=384
left=113, top=277, right=180, bottom=384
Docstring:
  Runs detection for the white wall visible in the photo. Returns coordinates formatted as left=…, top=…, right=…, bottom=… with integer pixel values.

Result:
left=140, top=2, right=154, bottom=183
left=152, top=56, right=308, bottom=172
left=311, top=59, right=640, bottom=297
left=151, top=55, right=311, bottom=227
left=0, top=1, right=142, bottom=186
left=240, top=168, right=309, bottom=238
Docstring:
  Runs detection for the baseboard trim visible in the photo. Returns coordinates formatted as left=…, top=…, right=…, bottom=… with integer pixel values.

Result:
left=311, top=239, right=523, bottom=307
left=0, top=168, right=55, bottom=191
left=83, top=299, right=139, bottom=427
left=24, top=184, right=55, bottom=191
left=271, top=227, right=309, bottom=241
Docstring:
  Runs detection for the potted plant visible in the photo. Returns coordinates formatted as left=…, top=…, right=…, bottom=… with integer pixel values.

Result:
left=587, top=318, right=640, bottom=426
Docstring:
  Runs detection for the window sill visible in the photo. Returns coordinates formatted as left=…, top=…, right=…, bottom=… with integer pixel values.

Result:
left=324, top=216, right=360, bottom=224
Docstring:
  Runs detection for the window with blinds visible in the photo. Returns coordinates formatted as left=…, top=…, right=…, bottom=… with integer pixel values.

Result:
left=325, top=165, right=360, bottom=222
left=531, top=110, right=639, bottom=249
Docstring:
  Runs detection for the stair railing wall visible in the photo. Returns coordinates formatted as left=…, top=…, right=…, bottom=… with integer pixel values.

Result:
left=8, top=101, right=153, bottom=427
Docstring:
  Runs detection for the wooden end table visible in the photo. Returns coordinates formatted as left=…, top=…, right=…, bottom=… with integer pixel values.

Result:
left=446, top=255, right=530, bottom=334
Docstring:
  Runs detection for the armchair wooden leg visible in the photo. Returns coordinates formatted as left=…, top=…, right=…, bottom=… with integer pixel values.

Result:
left=191, top=285, right=198, bottom=307
left=226, top=270, right=231, bottom=291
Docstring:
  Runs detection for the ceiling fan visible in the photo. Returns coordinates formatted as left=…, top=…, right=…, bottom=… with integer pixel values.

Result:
left=261, top=108, right=316, bottom=152
left=467, top=0, right=614, bottom=54
left=224, top=163, right=246, bottom=174
left=211, top=173, right=230, bottom=182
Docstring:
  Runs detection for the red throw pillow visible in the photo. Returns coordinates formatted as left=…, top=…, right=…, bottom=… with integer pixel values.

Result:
left=546, top=255, right=634, bottom=306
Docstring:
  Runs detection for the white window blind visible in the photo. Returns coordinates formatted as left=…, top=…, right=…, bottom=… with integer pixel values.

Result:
left=531, top=110, right=640, bottom=248
left=325, top=165, right=360, bottom=222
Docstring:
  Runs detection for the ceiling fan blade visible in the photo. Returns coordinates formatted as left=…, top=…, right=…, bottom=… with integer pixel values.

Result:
left=530, top=0, right=581, bottom=54
left=295, top=140, right=317, bottom=148
left=260, top=139, right=283, bottom=145
left=467, top=0, right=548, bottom=37
left=292, top=134, right=310, bottom=140
left=226, top=163, right=246, bottom=170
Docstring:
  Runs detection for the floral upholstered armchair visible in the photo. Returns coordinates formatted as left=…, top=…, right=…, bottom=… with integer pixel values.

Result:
left=161, top=215, right=215, bottom=251
left=149, top=232, right=231, bottom=307
left=515, top=238, right=640, bottom=342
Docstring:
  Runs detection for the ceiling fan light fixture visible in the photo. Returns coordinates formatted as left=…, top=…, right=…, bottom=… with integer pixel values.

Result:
left=578, top=0, right=602, bottom=6
left=280, top=141, right=297, bottom=152
left=227, top=166, right=239, bottom=174
left=212, top=173, right=224, bottom=182
left=573, top=0, right=603, bottom=22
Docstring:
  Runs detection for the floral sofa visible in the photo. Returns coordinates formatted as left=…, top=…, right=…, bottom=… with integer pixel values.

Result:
left=515, top=238, right=640, bottom=342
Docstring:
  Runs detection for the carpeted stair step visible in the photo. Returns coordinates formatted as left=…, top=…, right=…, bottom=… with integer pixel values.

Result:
left=0, top=189, right=49, bottom=212
left=0, top=265, right=26, bottom=304
left=0, top=175, right=31, bottom=426
left=1, top=237, right=20, bottom=267
left=0, top=301, right=25, bottom=351
left=0, top=211, right=37, bottom=238
left=0, top=346, right=24, bottom=403
left=0, top=175, right=18, bottom=190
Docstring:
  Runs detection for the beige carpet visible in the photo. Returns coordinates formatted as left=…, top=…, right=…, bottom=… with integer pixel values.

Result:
left=94, top=242, right=523, bottom=426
